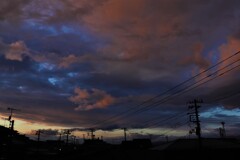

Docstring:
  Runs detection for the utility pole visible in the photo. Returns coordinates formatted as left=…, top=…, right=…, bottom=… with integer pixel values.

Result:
left=165, top=136, right=169, bottom=143
left=8, top=108, right=18, bottom=121
left=123, top=128, right=127, bottom=141
left=36, top=130, right=42, bottom=142
left=188, top=99, right=203, bottom=150
left=58, top=132, right=62, bottom=149
left=64, top=130, right=71, bottom=145
left=10, top=120, right=14, bottom=131
left=90, top=129, right=95, bottom=140
left=7, top=107, right=20, bottom=131
left=221, top=121, right=226, bottom=137
left=59, top=133, right=62, bottom=142
left=71, top=135, right=76, bottom=145
left=219, top=121, right=226, bottom=138
left=35, top=129, right=43, bottom=152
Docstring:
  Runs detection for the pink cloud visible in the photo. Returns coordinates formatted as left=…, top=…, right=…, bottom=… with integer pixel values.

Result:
left=181, top=43, right=210, bottom=70
left=209, top=36, right=240, bottom=88
left=2, top=40, right=85, bottom=68
left=58, top=54, right=80, bottom=68
left=69, top=87, right=115, bottom=110
left=219, top=36, right=240, bottom=68
left=5, top=41, right=29, bottom=61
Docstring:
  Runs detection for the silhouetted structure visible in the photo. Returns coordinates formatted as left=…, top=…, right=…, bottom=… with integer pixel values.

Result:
left=7, top=107, right=20, bottom=133
left=122, top=127, right=127, bottom=141
left=219, top=121, right=226, bottom=138
left=90, top=129, right=95, bottom=140
left=188, top=99, right=203, bottom=149
left=64, top=130, right=71, bottom=145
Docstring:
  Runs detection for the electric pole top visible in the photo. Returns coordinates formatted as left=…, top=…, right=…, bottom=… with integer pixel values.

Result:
left=7, top=107, right=21, bottom=121
left=188, top=98, right=203, bottom=150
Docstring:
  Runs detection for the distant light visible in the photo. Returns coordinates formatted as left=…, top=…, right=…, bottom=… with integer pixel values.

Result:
left=18, top=86, right=24, bottom=90
left=18, top=86, right=26, bottom=92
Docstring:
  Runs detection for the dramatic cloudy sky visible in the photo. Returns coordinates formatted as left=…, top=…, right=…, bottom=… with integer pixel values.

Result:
left=0, top=0, right=240, bottom=140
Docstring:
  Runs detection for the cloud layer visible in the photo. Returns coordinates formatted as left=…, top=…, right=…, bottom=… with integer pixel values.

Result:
left=0, top=0, right=239, bottom=136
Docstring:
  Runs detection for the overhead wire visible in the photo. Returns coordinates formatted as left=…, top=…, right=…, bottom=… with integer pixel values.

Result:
left=92, top=58, right=240, bottom=128
left=87, top=51, right=240, bottom=129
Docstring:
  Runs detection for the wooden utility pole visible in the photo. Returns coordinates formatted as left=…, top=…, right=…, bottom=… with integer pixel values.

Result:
left=64, top=130, right=71, bottom=145
left=59, top=133, right=62, bottom=141
left=90, top=129, right=95, bottom=140
left=7, top=107, right=20, bottom=132
left=221, top=121, right=226, bottom=137
left=123, top=128, right=127, bottom=141
left=36, top=130, right=42, bottom=142
left=188, top=99, right=203, bottom=149
left=219, top=121, right=226, bottom=138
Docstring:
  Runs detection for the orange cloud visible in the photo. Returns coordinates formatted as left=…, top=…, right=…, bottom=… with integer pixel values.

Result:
left=2, top=40, right=85, bottom=68
left=180, top=43, right=210, bottom=70
left=5, top=41, right=29, bottom=61
left=58, top=54, right=80, bottom=68
left=219, top=36, right=240, bottom=67
left=83, top=0, right=186, bottom=61
left=69, top=87, right=115, bottom=110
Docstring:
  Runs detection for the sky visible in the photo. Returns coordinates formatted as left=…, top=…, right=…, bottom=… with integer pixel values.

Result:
left=0, top=0, right=240, bottom=141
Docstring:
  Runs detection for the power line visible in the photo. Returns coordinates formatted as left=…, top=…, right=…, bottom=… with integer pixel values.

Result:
left=149, top=89, right=240, bottom=136
left=128, top=59, right=240, bottom=114
left=91, top=63, right=239, bottom=131
left=140, top=110, right=187, bottom=126
left=94, top=59, right=239, bottom=128
left=134, top=87, right=240, bottom=138
left=209, top=90, right=240, bottom=103
left=160, top=121, right=189, bottom=136
left=146, top=112, right=187, bottom=128
left=126, top=86, right=239, bottom=130
left=88, top=51, right=239, bottom=129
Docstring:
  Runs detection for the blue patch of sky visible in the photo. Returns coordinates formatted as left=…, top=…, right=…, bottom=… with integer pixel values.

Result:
left=202, top=38, right=228, bottom=64
left=25, top=20, right=97, bottom=42
left=201, top=106, right=240, bottom=118
left=67, top=72, right=79, bottom=78
left=38, top=63, right=56, bottom=71
left=47, top=77, right=70, bottom=90
left=27, top=20, right=58, bottom=35
left=24, top=21, right=107, bottom=54
left=61, top=25, right=73, bottom=33
left=48, top=77, right=59, bottom=86
left=0, top=20, right=108, bottom=55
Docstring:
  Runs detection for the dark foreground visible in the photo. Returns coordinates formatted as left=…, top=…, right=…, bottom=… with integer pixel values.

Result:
left=1, top=138, right=240, bottom=160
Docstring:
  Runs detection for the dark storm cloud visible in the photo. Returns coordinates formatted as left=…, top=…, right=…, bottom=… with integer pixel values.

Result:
left=203, top=78, right=240, bottom=108
left=0, top=0, right=239, bottom=134
left=0, top=0, right=31, bottom=22
left=39, top=129, right=59, bottom=135
left=64, top=124, right=121, bottom=132
left=0, top=55, right=34, bottom=72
